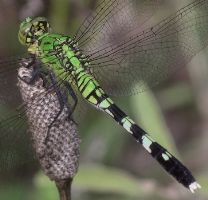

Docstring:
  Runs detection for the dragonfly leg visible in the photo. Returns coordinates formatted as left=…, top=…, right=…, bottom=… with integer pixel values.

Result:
left=63, top=81, right=78, bottom=120
left=44, top=71, right=67, bottom=143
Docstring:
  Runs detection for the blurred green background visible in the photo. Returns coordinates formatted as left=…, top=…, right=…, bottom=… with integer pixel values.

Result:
left=0, top=0, right=208, bottom=199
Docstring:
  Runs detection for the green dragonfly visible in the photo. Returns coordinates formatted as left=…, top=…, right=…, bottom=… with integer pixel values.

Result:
left=0, top=0, right=207, bottom=193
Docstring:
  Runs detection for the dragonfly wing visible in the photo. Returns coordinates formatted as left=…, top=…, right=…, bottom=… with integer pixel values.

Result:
left=0, top=57, right=24, bottom=106
left=74, top=0, right=159, bottom=52
left=0, top=56, right=66, bottom=171
left=0, top=109, right=34, bottom=171
left=85, top=0, right=208, bottom=96
left=0, top=58, right=37, bottom=171
left=0, top=56, right=83, bottom=172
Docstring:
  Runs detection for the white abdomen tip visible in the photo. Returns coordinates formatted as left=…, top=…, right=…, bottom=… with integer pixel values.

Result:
left=189, top=182, right=201, bottom=193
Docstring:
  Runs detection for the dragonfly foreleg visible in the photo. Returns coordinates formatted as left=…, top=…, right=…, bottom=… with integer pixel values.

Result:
left=63, top=81, right=78, bottom=120
left=44, top=71, right=68, bottom=144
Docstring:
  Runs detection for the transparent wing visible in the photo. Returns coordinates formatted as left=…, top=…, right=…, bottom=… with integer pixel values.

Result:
left=0, top=109, right=34, bottom=171
left=83, top=0, right=208, bottom=96
left=0, top=56, right=86, bottom=171
left=0, top=58, right=64, bottom=171
left=0, top=57, right=23, bottom=105
left=0, top=58, right=36, bottom=171
left=74, top=0, right=159, bottom=52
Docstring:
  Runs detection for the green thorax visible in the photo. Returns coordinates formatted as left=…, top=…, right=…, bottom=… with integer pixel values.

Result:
left=28, top=33, right=89, bottom=80
left=18, top=17, right=90, bottom=83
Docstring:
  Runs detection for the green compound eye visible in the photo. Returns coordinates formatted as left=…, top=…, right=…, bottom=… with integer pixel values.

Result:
left=18, top=17, right=50, bottom=46
left=18, top=17, right=33, bottom=46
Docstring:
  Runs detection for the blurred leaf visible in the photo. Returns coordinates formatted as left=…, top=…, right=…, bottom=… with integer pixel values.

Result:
left=158, top=83, right=194, bottom=110
left=79, top=108, right=126, bottom=163
left=197, top=172, right=208, bottom=194
left=130, top=84, right=180, bottom=158
left=49, top=0, right=70, bottom=33
left=74, top=163, right=149, bottom=197
left=0, top=182, right=35, bottom=200
left=34, top=172, right=59, bottom=200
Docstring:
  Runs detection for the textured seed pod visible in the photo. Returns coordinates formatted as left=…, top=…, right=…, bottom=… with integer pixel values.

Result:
left=17, top=60, right=81, bottom=181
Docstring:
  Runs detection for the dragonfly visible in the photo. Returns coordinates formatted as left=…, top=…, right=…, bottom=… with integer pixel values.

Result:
left=0, top=0, right=206, bottom=193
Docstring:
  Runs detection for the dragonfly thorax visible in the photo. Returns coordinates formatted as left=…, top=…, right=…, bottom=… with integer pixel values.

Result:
left=18, top=17, right=51, bottom=47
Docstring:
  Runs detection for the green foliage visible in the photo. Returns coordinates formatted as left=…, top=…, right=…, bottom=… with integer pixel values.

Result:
left=130, top=85, right=180, bottom=157
left=74, top=164, right=143, bottom=196
left=0, top=182, right=35, bottom=200
left=34, top=173, right=59, bottom=200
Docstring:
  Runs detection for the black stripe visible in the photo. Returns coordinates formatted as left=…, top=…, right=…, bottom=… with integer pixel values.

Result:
left=80, top=78, right=92, bottom=93
left=97, top=93, right=109, bottom=104
left=86, top=85, right=100, bottom=100
left=76, top=70, right=85, bottom=81
left=78, top=74, right=89, bottom=90
left=130, top=124, right=146, bottom=143
left=107, top=104, right=127, bottom=124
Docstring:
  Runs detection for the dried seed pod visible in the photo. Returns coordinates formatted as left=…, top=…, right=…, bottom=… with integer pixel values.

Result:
left=17, top=60, right=80, bottom=182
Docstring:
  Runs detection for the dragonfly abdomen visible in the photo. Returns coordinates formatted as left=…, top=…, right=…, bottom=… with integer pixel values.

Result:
left=77, top=72, right=200, bottom=192
left=102, top=101, right=200, bottom=192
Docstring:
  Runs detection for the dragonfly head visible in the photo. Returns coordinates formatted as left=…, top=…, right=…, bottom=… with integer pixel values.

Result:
left=18, top=17, right=51, bottom=46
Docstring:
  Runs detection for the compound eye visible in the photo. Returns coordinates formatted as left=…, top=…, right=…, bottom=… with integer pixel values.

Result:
left=39, top=21, right=50, bottom=32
